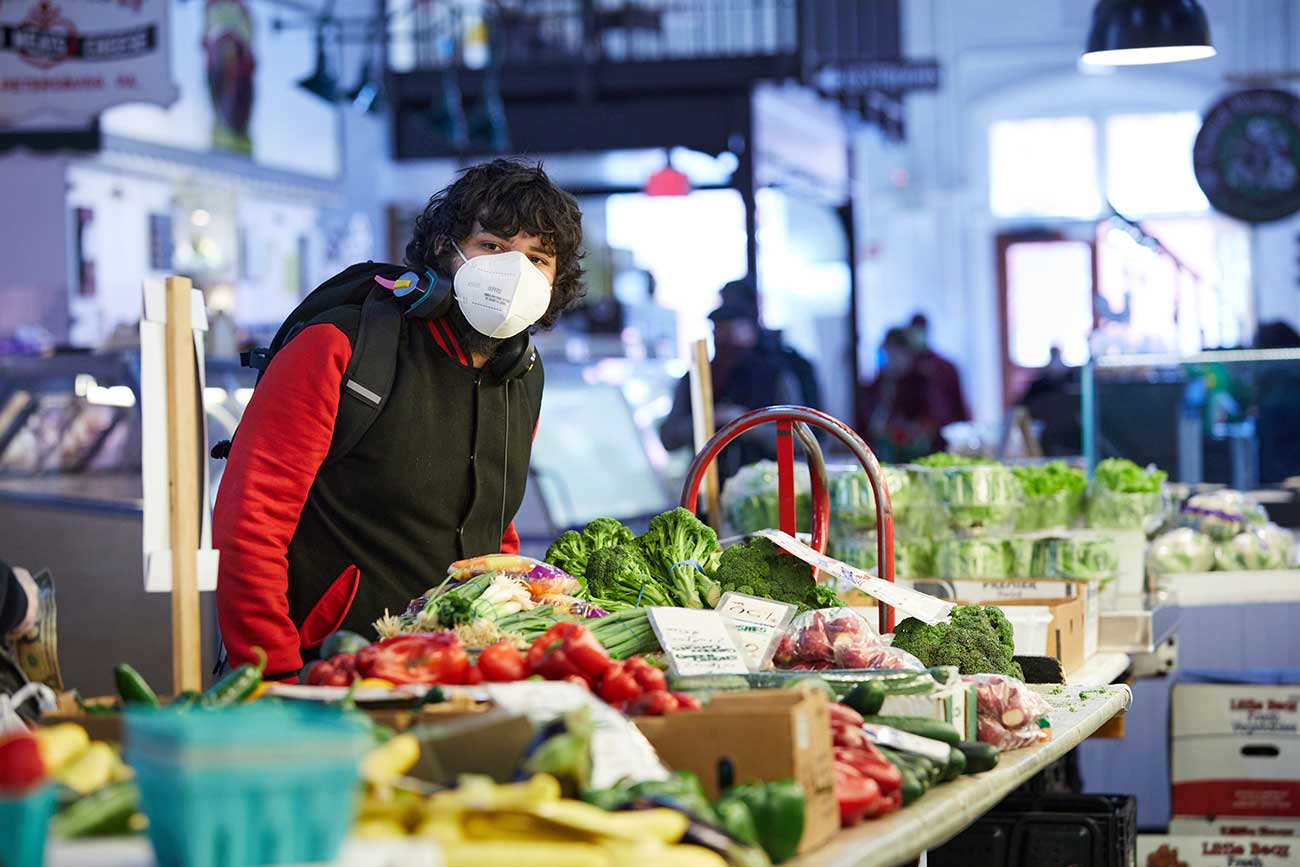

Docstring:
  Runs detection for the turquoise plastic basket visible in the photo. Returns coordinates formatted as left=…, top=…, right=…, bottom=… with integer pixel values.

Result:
left=0, top=784, right=56, bottom=867
left=126, top=703, right=369, bottom=867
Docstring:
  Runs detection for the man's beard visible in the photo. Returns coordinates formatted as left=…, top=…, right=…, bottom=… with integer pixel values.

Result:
left=448, top=303, right=504, bottom=360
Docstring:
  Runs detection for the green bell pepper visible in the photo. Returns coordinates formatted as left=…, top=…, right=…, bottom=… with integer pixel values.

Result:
left=714, top=791, right=761, bottom=848
left=724, top=780, right=804, bottom=863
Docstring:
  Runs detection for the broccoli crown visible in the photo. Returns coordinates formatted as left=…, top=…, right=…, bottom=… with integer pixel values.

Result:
left=582, top=517, right=636, bottom=550
left=545, top=530, right=590, bottom=580
left=585, top=544, right=675, bottom=609
left=891, top=605, right=1022, bottom=678
left=638, top=508, right=723, bottom=608
left=714, top=537, right=822, bottom=610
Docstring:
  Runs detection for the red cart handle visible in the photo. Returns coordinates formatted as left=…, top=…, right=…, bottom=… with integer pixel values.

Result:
left=680, top=405, right=897, bottom=633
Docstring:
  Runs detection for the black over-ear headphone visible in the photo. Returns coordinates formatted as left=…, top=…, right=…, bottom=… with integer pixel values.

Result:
left=382, top=268, right=537, bottom=384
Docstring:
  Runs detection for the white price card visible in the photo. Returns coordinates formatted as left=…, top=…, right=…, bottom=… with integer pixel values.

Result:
left=716, top=591, right=798, bottom=629
left=648, top=607, right=750, bottom=677
left=727, top=620, right=782, bottom=671
left=863, top=723, right=952, bottom=764
left=755, top=529, right=954, bottom=625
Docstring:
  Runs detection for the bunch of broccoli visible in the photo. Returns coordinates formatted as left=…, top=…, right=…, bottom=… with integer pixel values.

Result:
left=544, top=517, right=635, bottom=585
left=890, top=605, right=1024, bottom=680
left=713, top=536, right=840, bottom=612
left=550, top=509, right=724, bottom=610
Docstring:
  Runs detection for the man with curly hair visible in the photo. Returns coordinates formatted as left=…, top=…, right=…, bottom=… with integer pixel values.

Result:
left=214, top=159, right=584, bottom=679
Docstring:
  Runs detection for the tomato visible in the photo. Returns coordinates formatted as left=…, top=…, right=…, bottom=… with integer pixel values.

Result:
left=477, top=642, right=526, bottom=683
left=597, top=662, right=642, bottom=704
left=463, top=663, right=485, bottom=685
left=624, top=656, right=667, bottom=693
left=626, top=690, right=679, bottom=716
left=0, top=732, right=44, bottom=792
left=356, top=633, right=468, bottom=685
left=562, top=674, right=591, bottom=690
left=670, top=692, right=702, bottom=712
left=306, top=653, right=358, bottom=687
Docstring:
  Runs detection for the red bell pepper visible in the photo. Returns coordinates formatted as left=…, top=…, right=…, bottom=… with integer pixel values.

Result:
left=597, top=662, right=643, bottom=704
left=306, top=653, right=359, bottom=687
left=477, top=642, right=526, bottom=683
left=356, top=633, right=469, bottom=685
left=834, top=761, right=882, bottom=827
left=827, top=702, right=865, bottom=728
left=526, top=622, right=612, bottom=687
left=0, top=732, right=45, bottom=793
left=562, top=674, right=591, bottom=690
left=834, top=746, right=902, bottom=794
left=623, top=656, right=667, bottom=692
left=626, top=689, right=680, bottom=716
left=831, top=721, right=869, bottom=751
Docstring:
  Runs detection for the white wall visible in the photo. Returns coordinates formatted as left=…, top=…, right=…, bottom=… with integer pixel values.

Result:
left=853, top=0, right=1300, bottom=425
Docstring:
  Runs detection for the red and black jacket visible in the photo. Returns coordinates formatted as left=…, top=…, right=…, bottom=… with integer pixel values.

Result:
left=213, top=307, right=543, bottom=678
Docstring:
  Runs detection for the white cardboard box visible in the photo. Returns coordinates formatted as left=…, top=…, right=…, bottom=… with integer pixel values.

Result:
left=1172, top=684, right=1300, bottom=820
left=1139, top=835, right=1300, bottom=867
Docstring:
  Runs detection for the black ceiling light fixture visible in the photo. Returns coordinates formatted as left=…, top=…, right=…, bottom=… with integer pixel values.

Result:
left=1082, top=0, right=1216, bottom=67
left=346, top=60, right=383, bottom=113
left=297, top=27, right=339, bottom=102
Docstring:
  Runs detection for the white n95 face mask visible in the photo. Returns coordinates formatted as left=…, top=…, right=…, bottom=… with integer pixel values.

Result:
left=451, top=241, right=553, bottom=339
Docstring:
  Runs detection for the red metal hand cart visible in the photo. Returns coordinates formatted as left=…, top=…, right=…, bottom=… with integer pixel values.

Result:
left=679, top=405, right=898, bottom=634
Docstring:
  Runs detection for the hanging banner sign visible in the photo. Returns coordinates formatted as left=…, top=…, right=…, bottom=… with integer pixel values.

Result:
left=0, top=0, right=178, bottom=126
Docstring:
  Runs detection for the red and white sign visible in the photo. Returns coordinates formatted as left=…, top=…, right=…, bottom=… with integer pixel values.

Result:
left=1139, top=835, right=1299, bottom=867
left=1173, top=684, right=1300, bottom=820
left=0, top=0, right=177, bottom=125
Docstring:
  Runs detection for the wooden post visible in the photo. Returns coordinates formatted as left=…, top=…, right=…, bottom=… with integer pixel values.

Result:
left=164, top=276, right=202, bottom=693
left=689, top=339, right=722, bottom=533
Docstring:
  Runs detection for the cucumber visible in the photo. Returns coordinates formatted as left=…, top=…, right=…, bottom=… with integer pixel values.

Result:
left=842, top=682, right=886, bottom=717
left=940, top=745, right=967, bottom=782
left=786, top=675, right=837, bottom=699
left=113, top=664, right=160, bottom=709
left=51, top=781, right=139, bottom=839
left=956, top=741, right=999, bottom=774
left=861, top=715, right=960, bottom=746
left=878, top=748, right=926, bottom=804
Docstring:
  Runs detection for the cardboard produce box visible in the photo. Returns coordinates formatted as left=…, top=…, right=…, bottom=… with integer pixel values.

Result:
left=635, top=689, right=838, bottom=855
left=1172, top=684, right=1300, bottom=819
left=1138, top=835, right=1299, bottom=867
left=879, top=675, right=978, bottom=742
left=408, top=708, right=535, bottom=785
left=990, top=596, right=1087, bottom=675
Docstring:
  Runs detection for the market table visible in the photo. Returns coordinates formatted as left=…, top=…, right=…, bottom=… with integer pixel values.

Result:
left=790, top=683, right=1131, bottom=867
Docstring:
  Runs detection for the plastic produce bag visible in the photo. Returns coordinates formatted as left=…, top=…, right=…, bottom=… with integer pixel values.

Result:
left=1012, top=462, right=1087, bottom=532
left=963, top=674, right=1050, bottom=751
left=447, top=554, right=581, bottom=601
left=1215, top=526, right=1290, bottom=572
left=1256, top=523, right=1297, bottom=568
left=934, top=538, right=1009, bottom=579
left=1147, top=528, right=1215, bottom=578
left=912, top=457, right=1023, bottom=535
left=895, top=539, right=934, bottom=579
left=1003, top=538, right=1035, bottom=577
left=828, top=531, right=877, bottom=571
left=1085, top=459, right=1167, bottom=533
left=722, top=460, right=812, bottom=535
left=1182, top=490, right=1269, bottom=541
left=770, top=608, right=922, bottom=671
left=829, top=465, right=879, bottom=533
left=1029, top=535, right=1119, bottom=582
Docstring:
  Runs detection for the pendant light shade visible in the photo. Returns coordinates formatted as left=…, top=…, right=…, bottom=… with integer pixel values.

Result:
left=346, top=61, right=383, bottom=113
left=1082, top=0, right=1215, bottom=66
left=298, top=30, right=339, bottom=102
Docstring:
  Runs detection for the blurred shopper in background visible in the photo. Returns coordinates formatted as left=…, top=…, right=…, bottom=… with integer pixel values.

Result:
left=1021, top=345, right=1083, bottom=456
left=907, top=313, right=971, bottom=432
left=858, top=328, right=935, bottom=462
left=1254, top=320, right=1300, bottom=483
left=660, top=279, right=819, bottom=479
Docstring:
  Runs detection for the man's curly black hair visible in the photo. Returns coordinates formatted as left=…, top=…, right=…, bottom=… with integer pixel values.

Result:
left=404, top=158, right=585, bottom=329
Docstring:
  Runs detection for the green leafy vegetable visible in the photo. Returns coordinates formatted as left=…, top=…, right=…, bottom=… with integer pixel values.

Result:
left=891, top=604, right=1023, bottom=679
left=1092, top=458, right=1167, bottom=493
left=435, top=594, right=475, bottom=628
left=585, top=544, right=677, bottom=610
left=1013, top=462, right=1087, bottom=531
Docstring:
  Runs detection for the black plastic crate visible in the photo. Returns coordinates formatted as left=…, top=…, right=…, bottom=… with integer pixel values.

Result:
left=929, top=794, right=1137, bottom=867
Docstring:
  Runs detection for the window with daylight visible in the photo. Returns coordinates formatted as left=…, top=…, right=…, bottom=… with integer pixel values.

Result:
left=989, top=116, right=1101, bottom=218
left=1005, top=240, right=1095, bottom=367
left=1105, top=112, right=1209, bottom=216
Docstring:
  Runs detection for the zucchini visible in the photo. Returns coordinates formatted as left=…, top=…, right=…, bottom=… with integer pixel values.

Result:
left=841, top=682, right=886, bottom=717
left=940, top=745, right=967, bottom=782
left=786, top=675, right=836, bottom=700
left=861, top=715, right=960, bottom=746
left=956, top=741, right=999, bottom=774
left=51, top=781, right=139, bottom=839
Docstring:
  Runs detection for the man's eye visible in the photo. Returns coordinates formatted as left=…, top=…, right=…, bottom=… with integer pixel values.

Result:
left=530, top=256, right=548, bottom=266
left=482, top=242, right=501, bottom=251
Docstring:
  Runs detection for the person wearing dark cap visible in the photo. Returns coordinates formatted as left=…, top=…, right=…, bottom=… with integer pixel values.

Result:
left=659, top=282, right=817, bottom=479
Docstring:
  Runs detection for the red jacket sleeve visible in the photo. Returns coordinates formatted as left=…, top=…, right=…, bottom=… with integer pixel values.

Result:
left=214, top=324, right=352, bottom=677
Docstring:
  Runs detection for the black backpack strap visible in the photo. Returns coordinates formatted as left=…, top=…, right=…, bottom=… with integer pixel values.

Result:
left=323, top=289, right=402, bottom=466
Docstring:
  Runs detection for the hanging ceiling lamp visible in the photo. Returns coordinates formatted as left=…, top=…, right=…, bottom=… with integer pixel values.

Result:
left=346, top=60, right=383, bottom=113
left=1082, top=0, right=1216, bottom=66
left=298, top=28, right=339, bottom=102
